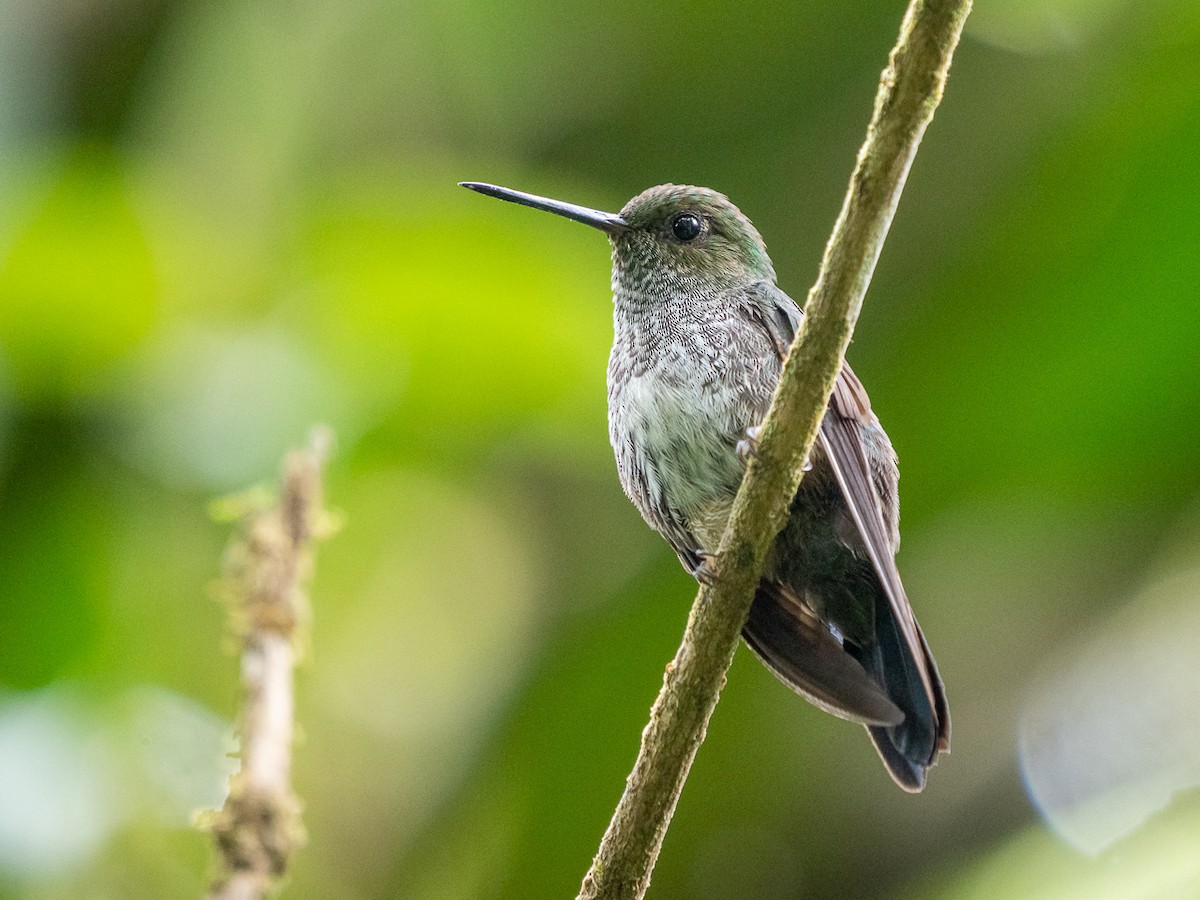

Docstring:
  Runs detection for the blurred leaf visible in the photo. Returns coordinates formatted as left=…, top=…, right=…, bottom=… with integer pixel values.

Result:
left=0, top=151, right=158, bottom=401
left=296, top=177, right=613, bottom=461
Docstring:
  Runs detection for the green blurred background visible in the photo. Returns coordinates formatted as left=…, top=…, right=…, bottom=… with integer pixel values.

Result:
left=3, top=1, right=1200, bottom=897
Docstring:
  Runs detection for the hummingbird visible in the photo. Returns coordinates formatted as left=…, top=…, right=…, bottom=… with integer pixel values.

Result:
left=461, top=181, right=949, bottom=791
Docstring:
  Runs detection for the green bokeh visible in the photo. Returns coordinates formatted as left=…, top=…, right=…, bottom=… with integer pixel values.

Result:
left=2, top=0, right=1199, bottom=897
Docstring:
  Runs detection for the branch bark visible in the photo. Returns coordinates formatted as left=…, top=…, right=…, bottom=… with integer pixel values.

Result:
left=576, top=3, right=972, bottom=898
left=207, top=429, right=333, bottom=900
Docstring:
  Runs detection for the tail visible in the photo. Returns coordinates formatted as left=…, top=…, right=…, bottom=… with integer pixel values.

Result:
left=743, top=585, right=904, bottom=728
left=744, top=584, right=950, bottom=791
left=849, top=589, right=950, bottom=792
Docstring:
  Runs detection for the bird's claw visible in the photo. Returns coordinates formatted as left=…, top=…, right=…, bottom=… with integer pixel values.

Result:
left=736, top=424, right=764, bottom=464
left=736, top=424, right=813, bottom=472
left=692, top=551, right=718, bottom=586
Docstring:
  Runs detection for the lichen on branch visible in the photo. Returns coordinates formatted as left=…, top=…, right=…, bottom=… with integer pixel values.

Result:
left=205, top=428, right=335, bottom=900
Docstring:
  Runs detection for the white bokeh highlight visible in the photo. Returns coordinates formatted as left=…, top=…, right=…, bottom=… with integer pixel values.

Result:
left=0, top=684, right=234, bottom=878
left=1019, top=567, right=1200, bottom=854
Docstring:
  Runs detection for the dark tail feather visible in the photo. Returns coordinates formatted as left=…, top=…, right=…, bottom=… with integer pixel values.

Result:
left=851, top=593, right=950, bottom=792
left=743, top=586, right=904, bottom=728
left=746, top=583, right=949, bottom=792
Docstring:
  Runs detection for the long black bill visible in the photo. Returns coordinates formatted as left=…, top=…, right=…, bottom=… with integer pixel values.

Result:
left=460, top=182, right=628, bottom=234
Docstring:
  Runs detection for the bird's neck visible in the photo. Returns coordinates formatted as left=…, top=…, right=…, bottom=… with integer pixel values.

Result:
left=611, top=264, right=737, bottom=316
left=610, top=270, right=752, bottom=375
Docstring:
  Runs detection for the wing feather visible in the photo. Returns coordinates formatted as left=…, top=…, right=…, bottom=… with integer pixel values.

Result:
left=742, top=281, right=949, bottom=757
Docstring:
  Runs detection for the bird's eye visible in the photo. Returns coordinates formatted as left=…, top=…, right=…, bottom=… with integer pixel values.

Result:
left=671, top=212, right=703, bottom=242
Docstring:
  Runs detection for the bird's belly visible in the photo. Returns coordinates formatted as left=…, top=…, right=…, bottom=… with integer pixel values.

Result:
left=687, top=497, right=736, bottom=553
left=610, top=369, right=749, bottom=552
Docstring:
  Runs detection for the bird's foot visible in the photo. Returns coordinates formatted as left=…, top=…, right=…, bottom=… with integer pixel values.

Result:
left=737, top=424, right=813, bottom=472
left=736, top=425, right=764, bottom=464
left=692, top=551, right=719, bottom=586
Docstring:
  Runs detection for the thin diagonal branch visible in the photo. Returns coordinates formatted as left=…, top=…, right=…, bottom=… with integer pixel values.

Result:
left=207, top=429, right=334, bottom=900
left=576, top=3, right=972, bottom=898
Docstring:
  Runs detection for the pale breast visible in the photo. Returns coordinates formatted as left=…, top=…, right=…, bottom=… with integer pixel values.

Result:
left=606, top=297, right=781, bottom=555
left=609, top=360, right=750, bottom=547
